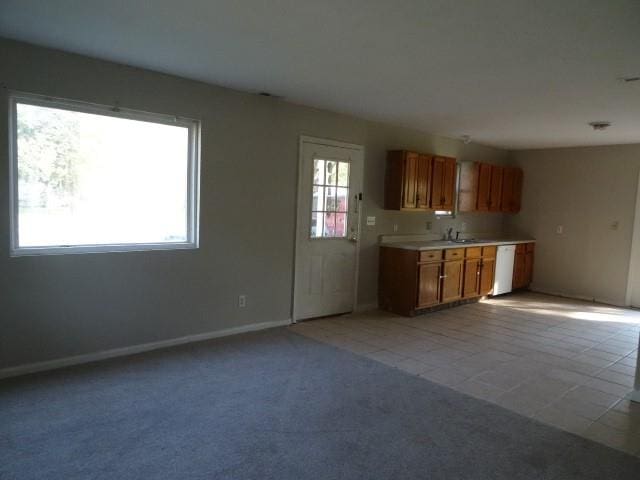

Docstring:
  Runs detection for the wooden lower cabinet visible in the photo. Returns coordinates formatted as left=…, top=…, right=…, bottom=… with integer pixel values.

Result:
left=479, top=257, right=496, bottom=295
left=513, top=242, right=535, bottom=289
left=379, top=244, right=499, bottom=316
left=418, top=262, right=441, bottom=308
left=441, top=260, right=463, bottom=302
left=462, top=258, right=481, bottom=298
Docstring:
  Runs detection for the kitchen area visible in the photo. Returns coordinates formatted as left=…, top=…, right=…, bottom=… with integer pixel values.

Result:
left=378, top=150, right=535, bottom=316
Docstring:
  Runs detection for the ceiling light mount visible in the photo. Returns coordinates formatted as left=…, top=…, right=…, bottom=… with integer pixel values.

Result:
left=588, top=121, right=611, bottom=131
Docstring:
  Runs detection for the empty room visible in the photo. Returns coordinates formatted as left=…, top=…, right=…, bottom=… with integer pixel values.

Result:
left=1, top=1, right=640, bottom=478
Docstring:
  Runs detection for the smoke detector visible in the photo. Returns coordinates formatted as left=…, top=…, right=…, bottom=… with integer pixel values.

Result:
left=588, top=121, right=611, bottom=131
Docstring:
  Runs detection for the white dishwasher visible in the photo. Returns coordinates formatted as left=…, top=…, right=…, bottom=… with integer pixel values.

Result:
left=493, top=245, right=516, bottom=296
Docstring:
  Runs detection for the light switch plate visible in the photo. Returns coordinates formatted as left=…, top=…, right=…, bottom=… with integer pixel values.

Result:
left=556, top=225, right=564, bottom=235
left=366, top=216, right=376, bottom=226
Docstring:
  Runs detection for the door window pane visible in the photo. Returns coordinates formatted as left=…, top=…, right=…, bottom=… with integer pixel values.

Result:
left=312, top=186, right=324, bottom=211
left=313, top=159, right=325, bottom=185
left=337, top=162, right=349, bottom=187
left=325, top=161, right=337, bottom=185
left=336, top=187, right=349, bottom=213
left=334, top=213, right=347, bottom=237
left=324, top=187, right=337, bottom=212
left=310, top=158, right=350, bottom=238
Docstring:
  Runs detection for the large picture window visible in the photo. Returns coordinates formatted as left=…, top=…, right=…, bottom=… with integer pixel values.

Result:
left=9, top=93, right=200, bottom=256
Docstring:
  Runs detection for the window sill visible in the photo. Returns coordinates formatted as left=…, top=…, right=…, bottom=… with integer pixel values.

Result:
left=10, top=242, right=198, bottom=257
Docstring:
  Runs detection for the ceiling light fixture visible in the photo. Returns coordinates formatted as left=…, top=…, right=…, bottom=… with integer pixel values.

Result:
left=461, top=135, right=471, bottom=144
left=588, top=121, right=611, bottom=131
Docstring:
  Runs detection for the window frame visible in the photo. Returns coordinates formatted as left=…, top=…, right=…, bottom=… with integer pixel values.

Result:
left=309, top=156, right=351, bottom=240
left=8, top=92, right=201, bottom=257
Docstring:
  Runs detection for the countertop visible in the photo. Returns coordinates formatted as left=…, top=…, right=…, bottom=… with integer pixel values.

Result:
left=380, top=238, right=535, bottom=251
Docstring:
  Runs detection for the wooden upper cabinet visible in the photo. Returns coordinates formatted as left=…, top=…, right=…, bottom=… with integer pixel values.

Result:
left=430, top=156, right=457, bottom=210
left=476, top=163, right=492, bottom=211
left=501, top=167, right=523, bottom=213
left=441, top=157, right=456, bottom=210
left=402, top=152, right=418, bottom=209
left=459, top=162, right=523, bottom=214
left=489, top=166, right=503, bottom=211
left=385, top=151, right=432, bottom=210
left=501, top=167, right=515, bottom=212
left=416, top=154, right=432, bottom=209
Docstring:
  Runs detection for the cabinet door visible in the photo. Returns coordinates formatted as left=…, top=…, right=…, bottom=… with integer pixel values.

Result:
left=441, top=157, right=456, bottom=210
left=512, top=252, right=526, bottom=289
left=479, top=258, right=495, bottom=295
left=417, top=262, right=441, bottom=308
left=524, top=244, right=534, bottom=285
left=476, top=163, right=492, bottom=211
left=462, top=258, right=481, bottom=298
left=441, top=260, right=463, bottom=303
left=416, top=154, right=431, bottom=209
left=402, top=152, right=418, bottom=209
left=489, top=166, right=503, bottom=212
left=500, top=167, right=523, bottom=213
left=430, top=156, right=456, bottom=210
left=430, top=157, right=445, bottom=209
left=501, top=167, right=515, bottom=213
left=458, top=162, right=479, bottom=212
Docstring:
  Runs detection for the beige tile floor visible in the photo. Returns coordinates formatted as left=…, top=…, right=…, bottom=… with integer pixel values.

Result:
left=289, top=292, right=640, bottom=456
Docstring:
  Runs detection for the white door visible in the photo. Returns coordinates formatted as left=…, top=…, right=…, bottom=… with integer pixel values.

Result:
left=293, top=137, right=364, bottom=321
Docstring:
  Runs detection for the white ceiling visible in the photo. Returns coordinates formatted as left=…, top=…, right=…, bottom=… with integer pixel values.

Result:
left=1, top=0, right=639, bottom=149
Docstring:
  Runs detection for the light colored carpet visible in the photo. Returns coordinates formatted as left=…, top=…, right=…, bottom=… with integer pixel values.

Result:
left=1, top=327, right=639, bottom=479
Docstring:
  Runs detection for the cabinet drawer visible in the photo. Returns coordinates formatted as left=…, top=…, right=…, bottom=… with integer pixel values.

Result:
left=419, top=250, right=443, bottom=262
left=526, top=242, right=535, bottom=252
left=444, top=248, right=464, bottom=260
left=465, top=247, right=481, bottom=259
left=482, top=246, right=497, bottom=258
left=515, top=244, right=526, bottom=254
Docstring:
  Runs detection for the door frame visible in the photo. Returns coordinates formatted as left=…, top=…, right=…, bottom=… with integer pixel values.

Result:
left=625, top=169, right=640, bottom=306
left=292, top=135, right=365, bottom=322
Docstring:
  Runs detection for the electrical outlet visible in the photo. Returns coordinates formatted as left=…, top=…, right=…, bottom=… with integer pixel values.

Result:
left=460, top=222, right=467, bottom=232
left=426, top=221, right=432, bottom=231
left=366, top=216, right=376, bottom=226
left=393, top=224, right=399, bottom=232
left=238, top=295, right=247, bottom=308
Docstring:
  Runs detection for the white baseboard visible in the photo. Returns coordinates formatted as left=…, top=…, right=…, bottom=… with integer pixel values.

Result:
left=0, top=318, right=292, bottom=380
left=529, top=287, right=626, bottom=308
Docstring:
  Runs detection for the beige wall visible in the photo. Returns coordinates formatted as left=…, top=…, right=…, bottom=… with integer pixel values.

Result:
left=0, top=39, right=509, bottom=369
left=506, top=145, right=640, bottom=306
